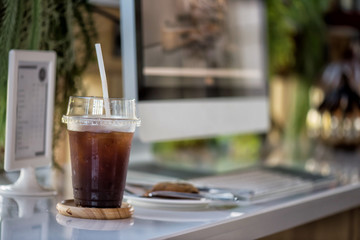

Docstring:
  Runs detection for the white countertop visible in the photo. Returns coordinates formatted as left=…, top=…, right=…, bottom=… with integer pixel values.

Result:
left=1, top=167, right=360, bottom=240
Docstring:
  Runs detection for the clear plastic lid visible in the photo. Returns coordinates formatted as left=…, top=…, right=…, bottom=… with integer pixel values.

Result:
left=62, top=97, right=141, bottom=130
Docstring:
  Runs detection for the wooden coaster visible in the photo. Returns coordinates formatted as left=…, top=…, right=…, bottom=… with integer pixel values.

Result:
left=56, top=199, right=134, bottom=220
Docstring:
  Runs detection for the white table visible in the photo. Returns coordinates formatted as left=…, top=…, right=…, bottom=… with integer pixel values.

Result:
left=0, top=167, right=360, bottom=240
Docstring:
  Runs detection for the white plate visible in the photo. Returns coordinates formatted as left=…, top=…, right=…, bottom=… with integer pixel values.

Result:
left=124, top=195, right=211, bottom=210
left=132, top=206, right=239, bottom=222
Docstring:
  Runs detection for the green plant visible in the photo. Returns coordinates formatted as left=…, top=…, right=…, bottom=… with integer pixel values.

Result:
left=267, top=0, right=330, bottom=79
left=267, top=0, right=331, bottom=139
left=267, top=0, right=332, bottom=162
left=0, top=0, right=97, bottom=166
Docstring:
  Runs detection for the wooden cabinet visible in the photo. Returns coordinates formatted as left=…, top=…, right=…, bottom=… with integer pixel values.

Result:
left=259, top=207, right=360, bottom=240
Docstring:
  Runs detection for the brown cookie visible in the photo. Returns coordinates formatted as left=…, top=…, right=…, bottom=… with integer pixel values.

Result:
left=146, top=182, right=199, bottom=195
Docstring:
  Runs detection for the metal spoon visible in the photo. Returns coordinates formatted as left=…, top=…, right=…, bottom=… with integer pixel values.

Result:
left=145, top=190, right=252, bottom=202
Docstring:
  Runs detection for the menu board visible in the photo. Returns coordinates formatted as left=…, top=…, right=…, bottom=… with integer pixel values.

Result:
left=15, top=62, right=48, bottom=160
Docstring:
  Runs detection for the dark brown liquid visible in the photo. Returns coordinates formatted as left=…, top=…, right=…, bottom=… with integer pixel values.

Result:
left=68, top=130, right=134, bottom=208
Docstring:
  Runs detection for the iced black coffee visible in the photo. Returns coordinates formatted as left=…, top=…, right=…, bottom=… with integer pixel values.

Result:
left=62, top=97, right=140, bottom=208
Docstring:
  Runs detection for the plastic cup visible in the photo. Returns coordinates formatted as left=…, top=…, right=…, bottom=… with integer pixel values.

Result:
left=62, top=97, right=140, bottom=208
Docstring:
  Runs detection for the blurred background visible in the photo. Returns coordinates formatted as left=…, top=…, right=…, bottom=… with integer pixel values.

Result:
left=1, top=0, right=360, bottom=180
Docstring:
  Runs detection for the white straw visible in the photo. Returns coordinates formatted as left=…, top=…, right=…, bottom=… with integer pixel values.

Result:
left=95, top=43, right=111, bottom=117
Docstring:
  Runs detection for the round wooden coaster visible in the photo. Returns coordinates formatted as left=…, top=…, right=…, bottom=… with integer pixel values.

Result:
left=56, top=199, right=134, bottom=220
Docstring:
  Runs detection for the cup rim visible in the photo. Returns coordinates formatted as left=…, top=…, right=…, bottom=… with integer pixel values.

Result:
left=62, top=115, right=141, bottom=127
left=62, top=96, right=140, bottom=126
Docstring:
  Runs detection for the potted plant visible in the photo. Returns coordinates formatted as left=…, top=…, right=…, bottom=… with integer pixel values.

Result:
left=0, top=0, right=97, bottom=169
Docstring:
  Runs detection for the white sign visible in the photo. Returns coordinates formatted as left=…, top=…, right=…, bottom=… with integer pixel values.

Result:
left=0, top=50, right=56, bottom=196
